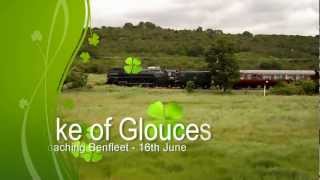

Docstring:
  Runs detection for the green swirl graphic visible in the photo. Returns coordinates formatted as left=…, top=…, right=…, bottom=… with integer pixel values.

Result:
left=0, top=0, right=89, bottom=179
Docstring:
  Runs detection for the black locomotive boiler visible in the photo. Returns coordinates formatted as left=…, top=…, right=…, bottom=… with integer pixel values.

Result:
left=106, top=68, right=212, bottom=89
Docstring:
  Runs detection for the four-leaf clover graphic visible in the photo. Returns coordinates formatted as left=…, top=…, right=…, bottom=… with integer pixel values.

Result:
left=85, top=126, right=101, bottom=140
left=31, top=30, right=42, bottom=42
left=80, top=51, right=91, bottom=63
left=19, top=98, right=29, bottom=109
left=124, top=57, right=142, bottom=74
left=88, top=33, right=100, bottom=47
left=147, top=101, right=184, bottom=137
left=71, top=141, right=103, bottom=163
left=147, top=101, right=183, bottom=122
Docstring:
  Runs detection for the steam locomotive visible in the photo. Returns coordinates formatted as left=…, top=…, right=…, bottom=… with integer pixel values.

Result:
left=106, top=67, right=318, bottom=89
left=106, top=67, right=212, bottom=89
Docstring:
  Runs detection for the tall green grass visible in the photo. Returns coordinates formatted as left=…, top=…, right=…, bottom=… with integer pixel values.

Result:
left=58, top=75, right=317, bottom=180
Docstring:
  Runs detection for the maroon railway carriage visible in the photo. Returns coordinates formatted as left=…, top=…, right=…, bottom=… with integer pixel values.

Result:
left=234, top=70, right=317, bottom=89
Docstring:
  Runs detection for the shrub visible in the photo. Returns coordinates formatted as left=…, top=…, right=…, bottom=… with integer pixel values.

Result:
left=271, top=82, right=303, bottom=95
left=296, top=80, right=317, bottom=95
left=185, top=81, right=195, bottom=93
left=271, top=81, right=318, bottom=95
left=64, top=66, right=88, bottom=89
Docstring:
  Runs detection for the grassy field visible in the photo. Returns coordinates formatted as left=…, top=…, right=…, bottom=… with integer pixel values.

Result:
left=58, top=74, right=318, bottom=180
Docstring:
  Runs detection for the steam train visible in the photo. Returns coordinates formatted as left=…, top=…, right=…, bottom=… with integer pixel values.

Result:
left=234, top=70, right=318, bottom=88
left=106, top=67, right=318, bottom=89
left=106, top=67, right=212, bottom=89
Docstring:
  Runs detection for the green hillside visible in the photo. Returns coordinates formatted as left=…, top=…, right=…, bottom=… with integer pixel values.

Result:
left=77, top=22, right=318, bottom=72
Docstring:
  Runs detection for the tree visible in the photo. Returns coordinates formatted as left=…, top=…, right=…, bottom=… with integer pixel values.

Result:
left=186, top=44, right=204, bottom=57
left=213, top=30, right=224, bottom=36
left=123, top=22, right=134, bottom=29
left=242, top=31, right=253, bottom=38
left=205, top=38, right=240, bottom=91
left=144, top=22, right=157, bottom=29
left=137, top=21, right=156, bottom=29
left=196, top=26, right=203, bottom=32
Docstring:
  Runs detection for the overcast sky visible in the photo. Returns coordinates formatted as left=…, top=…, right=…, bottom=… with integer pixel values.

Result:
left=91, top=0, right=318, bottom=35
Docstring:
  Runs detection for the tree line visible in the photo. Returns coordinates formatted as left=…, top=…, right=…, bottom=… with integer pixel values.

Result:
left=79, top=22, right=317, bottom=70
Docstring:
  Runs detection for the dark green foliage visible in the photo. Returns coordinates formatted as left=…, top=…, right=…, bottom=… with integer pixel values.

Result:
left=78, top=22, right=317, bottom=71
left=123, top=22, right=134, bottom=29
left=296, top=80, right=317, bottom=95
left=185, top=44, right=205, bottom=57
left=271, top=80, right=317, bottom=95
left=242, top=31, right=253, bottom=38
left=205, top=38, right=240, bottom=91
left=271, top=82, right=303, bottom=95
left=185, top=81, right=195, bottom=93
left=259, top=61, right=282, bottom=70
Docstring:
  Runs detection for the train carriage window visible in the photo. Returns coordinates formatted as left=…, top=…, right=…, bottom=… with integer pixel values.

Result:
left=287, top=75, right=294, bottom=80
left=263, top=75, right=272, bottom=80
left=274, top=74, right=281, bottom=80
left=296, top=75, right=301, bottom=80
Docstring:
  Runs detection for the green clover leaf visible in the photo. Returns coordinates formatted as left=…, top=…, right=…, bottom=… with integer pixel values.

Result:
left=31, top=30, right=42, bottom=42
left=88, top=33, right=100, bottom=47
left=80, top=51, right=90, bottom=63
left=71, top=141, right=103, bottom=163
left=147, top=101, right=184, bottom=139
left=85, top=126, right=101, bottom=140
left=147, top=101, right=183, bottom=122
left=124, top=57, right=142, bottom=74
left=147, top=101, right=164, bottom=120
left=91, top=151, right=103, bottom=162
left=80, top=143, right=103, bottom=162
left=71, top=141, right=81, bottom=158
left=164, top=102, right=183, bottom=121
left=19, top=98, right=29, bottom=109
left=79, top=144, right=92, bottom=162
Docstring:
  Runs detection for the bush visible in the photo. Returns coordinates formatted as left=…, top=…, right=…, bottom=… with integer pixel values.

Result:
left=64, top=66, right=88, bottom=89
left=296, top=80, right=317, bottom=95
left=271, top=82, right=303, bottom=95
left=259, top=61, right=282, bottom=70
left=185, top=81, right=195, bottom=93
left=270, top=81, right=317, bottom=95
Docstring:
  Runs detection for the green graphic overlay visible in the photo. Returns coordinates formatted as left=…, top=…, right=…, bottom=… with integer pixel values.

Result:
left=147, top=101, right=184, bottom=137
left=0, top=0, right=89, bottom=179
left=80, top=51, right=91, bottom=63
left=71, top=141, right=103, bottom=163
left=124, top=57, right=143, bottom=74
left=88, top=32, right=100, bottom=47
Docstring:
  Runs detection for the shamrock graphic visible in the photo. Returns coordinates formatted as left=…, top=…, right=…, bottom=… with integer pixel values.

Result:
left=148, top=101, right=183, bottom=122
left=85, top=126, right=101, bottom=140
left=88, top=33, right=100, bottom=47
left=147, top=101, right=184, bottom=137
left=71, top=141, right=103, bottom=163
left=31, top=30, right=42, bottom=42
left=19, top=98, right=29, bottom=109
left=124, top=57, right=142, bottom=74
left=71, top=141, right=82, bottom=158
left=80, top=51, right=90, bottom=63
